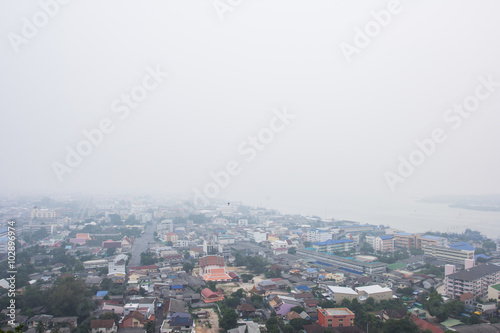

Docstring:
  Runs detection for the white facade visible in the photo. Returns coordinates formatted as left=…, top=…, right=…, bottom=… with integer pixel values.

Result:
left=250, top=231, right=267, bottom=243
left=108, top=254, right=128, bottom=275
left=175, top=239, right=189, bottom=248
left=307, top=229, right=332, bottom=243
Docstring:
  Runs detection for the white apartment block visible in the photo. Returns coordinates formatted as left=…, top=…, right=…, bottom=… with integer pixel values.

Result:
left=307, top=229, right=332, bottom=243
left=445, top=264, right=500, bottom=299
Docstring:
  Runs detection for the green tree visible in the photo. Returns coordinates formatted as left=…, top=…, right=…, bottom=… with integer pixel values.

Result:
left=444, top=299, right=465, bottom=318
left=290, top=306, right=305, bottom=313
left=240, top=273, right=254, bottom=282
left=144, top=321, right=155, bottom=333
left=383, top=318, right=419, bottom=333
left=47, top=276, right=94, bottom=317
left=206, top=281, right=217, bottom=292
left=219, top=307, right=238, bottom=331
left=360, top=242, right=374, bottom=253
left=288, top=247, right=297, bottom=255
left=400, top=287, right=414, bottom=297
left=35, top=321, right=46, bottom=333
left=303, top=241, right=312, bottom=248
left=289, top=318, right=312, bottom=331
left=182, top=262, right=194, bottom=273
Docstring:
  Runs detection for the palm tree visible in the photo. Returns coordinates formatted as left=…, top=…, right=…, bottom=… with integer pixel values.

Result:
left=35, top=321, right=46, bottom=333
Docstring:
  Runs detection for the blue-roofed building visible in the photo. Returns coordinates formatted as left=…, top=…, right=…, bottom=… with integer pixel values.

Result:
left=365, top=234, right=395, bottom=253
left=161, top=312, right=193, bottom=332
left=96, top=290, right=108, bottom=297
left=313, top=239, right=354, bottom=253
left=423, top=242, right=475, bottom=265
left=449, top=242, right=475, bottom=252
left=171, top=285, right=183, bottom=291
left=420, top=235, right=448, bottom=248
left=474, top=254, right=490, bottom=261
left=295, top=285, right=312, bottom=292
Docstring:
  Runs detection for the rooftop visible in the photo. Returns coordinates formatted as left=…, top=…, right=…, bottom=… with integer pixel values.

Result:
left=313, top=239, right=354, bottom=246
left=449, top=242, right=475, bottom=252
left=355, top=285, right=392, bottom=294
left=447, top=264, right=500, bottom=281
left=327, top=286, right=358, bottom=295
left=322, top=308, right=354, bottom=316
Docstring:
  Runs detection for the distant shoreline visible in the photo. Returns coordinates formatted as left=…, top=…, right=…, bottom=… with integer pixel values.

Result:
left=417, top=195, right=500, bottom=212
left=448, top=204, right=500, bottom=212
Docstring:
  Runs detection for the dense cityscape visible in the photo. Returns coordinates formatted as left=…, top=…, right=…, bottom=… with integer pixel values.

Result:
left=1, top=195, right=500, bottom=333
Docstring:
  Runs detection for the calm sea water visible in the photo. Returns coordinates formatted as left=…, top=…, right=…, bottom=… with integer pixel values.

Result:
left=260, top=196, right=500, bottom=239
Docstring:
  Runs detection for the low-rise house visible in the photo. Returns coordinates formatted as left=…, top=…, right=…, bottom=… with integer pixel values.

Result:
left=120, top=311, right=149, bottom=329
left=90, top=319, right=117, bottom=333
left=376, top=309, right=407, bottom=322
left=237, top=303, right=256, bottom=318
left=459, top=292, right=475, bottom=311
left=258, top=280, right=277, bottom=291
left=27, top=315, right=53, bottom=329
left=160, top=312, right=193, bottom=333
left=201, top=288, right=224, bottom=303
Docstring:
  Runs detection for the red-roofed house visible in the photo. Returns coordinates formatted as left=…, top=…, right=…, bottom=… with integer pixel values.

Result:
left=411, top=315, right=443, bottom=333
left=120, top=311, right=149, bottom=329
left=228, top=272, right=239, bottom=282
left=201, top=288, right=224, bottom=303
left=165, top=232, right=178, bottom=243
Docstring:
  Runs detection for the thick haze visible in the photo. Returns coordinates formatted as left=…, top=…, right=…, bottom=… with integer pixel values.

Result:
left=1, top=0, right=500, bottom=216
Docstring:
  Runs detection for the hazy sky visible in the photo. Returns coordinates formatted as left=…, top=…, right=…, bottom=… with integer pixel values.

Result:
left=1, top=0, right=500, bottom=215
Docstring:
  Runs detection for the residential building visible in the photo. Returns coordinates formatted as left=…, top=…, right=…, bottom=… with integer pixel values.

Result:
left=419, top=235, right=448, bottom=248
left=312, top=239, right=354, bottom=253
left=120, top=311, right=149, bottom=328
left=355, top=285, right=393, bottom=302
left=174, top=239, right=189, bottom=248
left=160, top=312, right=193, bottom=333
left=367, top=235, right=395, bottom=253
left=31, top=206, right=56, bottom=219
left=249, top=231, right=267, bottom=243
left=326, top=286, right=359, bottom=303
left=90, top=319, right=117, bottom=333
left=394, top=232, right=417, bottom=249
left=108, top=254, right=127, bottom=275
left=445, top=264, right=500, bottom=299
left=307, top=229, right=332, bottom=243
left=424, top=245, right=474, bottom=265
left=164, top=233, right=178, bottom=243
left=318, top=308, right=355, bottom=328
